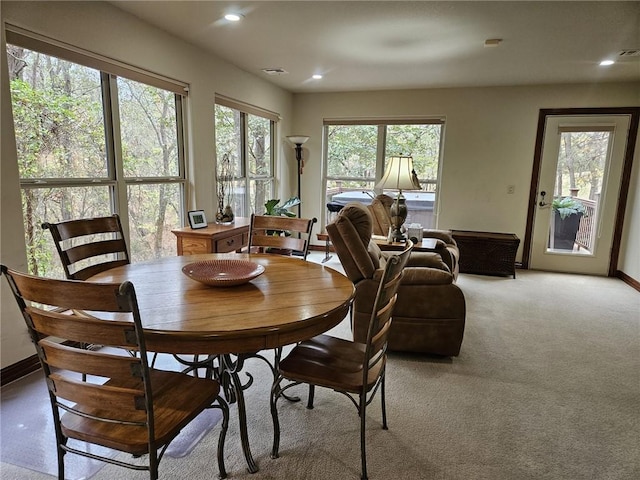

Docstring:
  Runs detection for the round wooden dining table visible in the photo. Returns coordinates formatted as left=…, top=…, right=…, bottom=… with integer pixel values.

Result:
left=89, top=252, right=354, bottom=472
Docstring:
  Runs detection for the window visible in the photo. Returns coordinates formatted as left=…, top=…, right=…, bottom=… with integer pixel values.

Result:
left=324, top=120, right=444, bottom=228
left=215, top=96, right=276, bottom=217
left=7, top=34, right=186, bottom=277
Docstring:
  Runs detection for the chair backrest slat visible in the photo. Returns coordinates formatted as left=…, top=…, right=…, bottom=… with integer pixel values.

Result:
left=49, top=373, right=145, bottom=414
left=249, top=214, right=317, bottom=259
left=363, top=240, right=412, bottom=383
left=28, top=309, right=137, bottom=348
left=65, top=239, right=128, bottom=264
left=9, top=270, right=124, bottom=310
left=249, top=234, right=306, bottom=252
left=41, top=340, right=142, bottom=379
left=42, top=214, right=130, bottom=280
left=51, top=215, right=125, bottom=240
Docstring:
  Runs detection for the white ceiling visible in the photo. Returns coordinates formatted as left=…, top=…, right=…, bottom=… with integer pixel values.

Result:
left=110, top=1, right=640, bottom=93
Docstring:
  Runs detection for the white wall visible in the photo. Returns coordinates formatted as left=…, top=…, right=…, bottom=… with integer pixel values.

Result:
left=0, top=1, right=294, bottom=368
left=619, top=130, right=640, bottom=281
left=292, top=84, right=640, bottom=265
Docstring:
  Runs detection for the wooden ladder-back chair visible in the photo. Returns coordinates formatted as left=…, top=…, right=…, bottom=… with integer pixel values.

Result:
left=1, top=265, right=229, bottom=480
left=245, top=214, right=318, bottom=380
left=42, top=214, right=130, bottom=280
left=270, top=240, right=413, bottom=480
left=248, top=214, right=317, bottom=259
left=42, top=214, right=137, bottom=372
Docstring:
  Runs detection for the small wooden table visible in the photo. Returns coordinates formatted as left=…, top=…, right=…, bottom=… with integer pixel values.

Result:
left=316, top=232, right=333, bottom=263
left=172, top=218, right=250, bottom=255
left=374, top=237, right=438, bottom=252
left=451, top=230, right=520, bottom=278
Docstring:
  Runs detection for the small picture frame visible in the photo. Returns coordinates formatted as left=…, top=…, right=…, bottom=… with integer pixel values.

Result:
left=188, top=210, right=207, bottom=229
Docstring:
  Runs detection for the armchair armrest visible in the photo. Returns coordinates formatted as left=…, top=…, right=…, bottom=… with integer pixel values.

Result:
left=404, top=251, right=451, bottom=272
left=372, top=264, right=453, bottom=285
left=422, top=229, right=456, bottom=246
left=421, top=229, right=459, bottom=277
left=402, top=267, right=454, bottom=285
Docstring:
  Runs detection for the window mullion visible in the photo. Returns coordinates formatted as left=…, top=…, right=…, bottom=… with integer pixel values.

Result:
left=105, top=73, right=130, bottom=242
left=241, top=112, right=250, bottom=216
left=374, top=125, right=387, bottom=193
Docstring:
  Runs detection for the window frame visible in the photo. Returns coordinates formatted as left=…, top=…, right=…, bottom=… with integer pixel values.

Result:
left=7, top=26, right=188, bottom=273
left=322, top=118, right=445, bottom=227
left=214, top=95, right=277, bottom=217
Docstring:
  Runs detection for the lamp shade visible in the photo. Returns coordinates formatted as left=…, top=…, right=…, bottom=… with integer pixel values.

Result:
left=376, top=155, right=421, bottom=191
left=286, top=135, right=309, bottom=145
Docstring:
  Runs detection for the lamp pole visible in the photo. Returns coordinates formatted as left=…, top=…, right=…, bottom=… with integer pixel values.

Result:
left=286, top=136, right=309, bottom=218
left=294, top=143, right=303, bottom=217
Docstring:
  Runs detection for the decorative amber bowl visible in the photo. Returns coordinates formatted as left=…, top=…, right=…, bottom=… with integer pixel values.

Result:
left=182, top=259, right=265, bottom=287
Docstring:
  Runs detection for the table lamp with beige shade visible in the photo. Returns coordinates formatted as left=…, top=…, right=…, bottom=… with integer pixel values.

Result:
left=376, top=154, right=422, bottom=242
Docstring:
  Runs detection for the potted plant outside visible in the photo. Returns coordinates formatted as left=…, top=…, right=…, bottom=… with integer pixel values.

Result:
left=264, top=197, right=300, bottom=217
left=551, top=197, right=586, bottom=250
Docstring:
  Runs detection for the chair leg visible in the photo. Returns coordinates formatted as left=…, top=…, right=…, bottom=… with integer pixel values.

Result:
left=381, top=372, right=388, bottom=430
left=216, top=395, right=230, bottom=479
left=270, top=375, right=283, bottom=459
left=149, top=449, right=159, bottom=480
left=57, top=445, right=65, bottom=480
left=359, top=392, right=368, bottom=480
left=306, top=384, right=315, bottom=409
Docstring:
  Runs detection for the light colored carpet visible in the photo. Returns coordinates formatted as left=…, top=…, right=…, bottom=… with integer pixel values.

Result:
left=1, top=252, right=639, bottom=479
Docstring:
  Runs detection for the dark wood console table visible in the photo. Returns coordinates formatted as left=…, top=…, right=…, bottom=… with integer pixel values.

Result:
left=451, top=230, right=520, bottom=278
left=172, top=218, right=250, bottom=255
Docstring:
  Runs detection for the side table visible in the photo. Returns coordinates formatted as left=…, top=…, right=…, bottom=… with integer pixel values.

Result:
left=172, top=218, right=250, bottom=255
left=373, top=237, right=438, bottom=252
left=451, top=230, right=520, bottom=278
left=316, top=232, right=333, bottom=263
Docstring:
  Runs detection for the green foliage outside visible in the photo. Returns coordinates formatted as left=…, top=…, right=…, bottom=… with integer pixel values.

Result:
left=8, top=45, right=182, bottom=277
left=556, top=131, right=609, bottom=200
left=325, top=123, right=442, bottom=200
left=214, top=105, right=273, bottom=216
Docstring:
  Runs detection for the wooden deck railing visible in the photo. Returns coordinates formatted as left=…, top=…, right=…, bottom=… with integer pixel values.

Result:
left=574, top=197, right=597, bottom=253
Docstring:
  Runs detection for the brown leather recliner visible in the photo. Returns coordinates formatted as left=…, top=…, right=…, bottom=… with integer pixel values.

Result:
left=327, top=202, right=466, bottom=356
left=367, top=194, right=461, bottom=278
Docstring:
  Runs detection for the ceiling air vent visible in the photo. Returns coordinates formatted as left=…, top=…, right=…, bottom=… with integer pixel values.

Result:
left=261, top=68, right=289, bottom=76
left=618, top=49, right=640, bottom=57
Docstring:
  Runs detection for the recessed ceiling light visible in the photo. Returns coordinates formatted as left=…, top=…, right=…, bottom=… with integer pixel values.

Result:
left=312, top=74, right=323, bottom=80
left=599, top=59, right=615, bottom=66
left=224, top=13, right=242, bottom=22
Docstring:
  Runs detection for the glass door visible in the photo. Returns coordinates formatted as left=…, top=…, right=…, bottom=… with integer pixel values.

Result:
left=530, top=115, right=631, bottom=275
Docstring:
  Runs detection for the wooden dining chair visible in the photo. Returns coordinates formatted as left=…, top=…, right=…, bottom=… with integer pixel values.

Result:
left=270, top=240, right=413, bottom=480
left=248, top=214, right=317, bottom=259
left=1, top=265, right=229, bottom=480
left=42, top=214, right=130, bottom=280
left=42, top=214, right=136, bottom=371
left=244, top=214, right=318, bottom=382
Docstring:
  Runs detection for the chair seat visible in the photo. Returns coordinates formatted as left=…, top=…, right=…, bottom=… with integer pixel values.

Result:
left=61, top=369, right=221, bottom=455
left=279, top=334, right=384, bottom=393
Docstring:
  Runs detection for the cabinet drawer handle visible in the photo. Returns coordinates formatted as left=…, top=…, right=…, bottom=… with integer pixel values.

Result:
left=227, top=239, right=235, bottom=246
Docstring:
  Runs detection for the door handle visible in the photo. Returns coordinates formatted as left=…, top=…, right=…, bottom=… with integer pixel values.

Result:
left=538, top=191, right=550, bottom=207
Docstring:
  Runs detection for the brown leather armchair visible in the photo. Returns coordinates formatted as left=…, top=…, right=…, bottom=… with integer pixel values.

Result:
left=327, top=202, right=466, bottom=356
left=368, top=194, right=461, bottom=279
